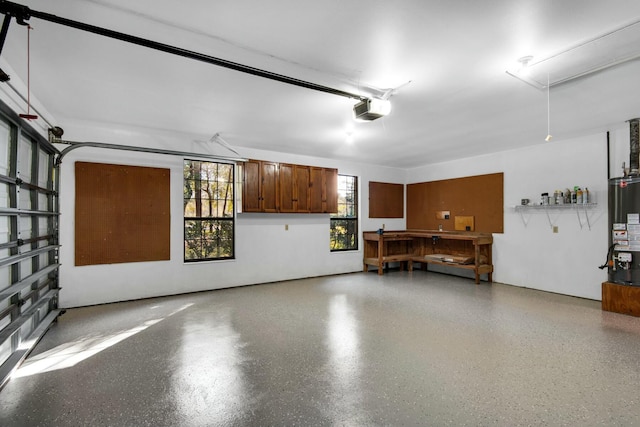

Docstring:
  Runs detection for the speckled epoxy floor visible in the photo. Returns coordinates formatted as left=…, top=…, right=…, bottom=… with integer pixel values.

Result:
left=1, top=271, right=640, bottom=426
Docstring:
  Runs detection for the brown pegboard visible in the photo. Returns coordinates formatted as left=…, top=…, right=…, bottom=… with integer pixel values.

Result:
left=369, top=181, right=404, bottom=218
left=75, top=162, right=170, bottom=266
left=407, top=173, right=503, bottom=233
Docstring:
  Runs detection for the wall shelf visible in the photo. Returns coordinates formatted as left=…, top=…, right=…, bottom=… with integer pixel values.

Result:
left=514, top=203, right=598, bottom=230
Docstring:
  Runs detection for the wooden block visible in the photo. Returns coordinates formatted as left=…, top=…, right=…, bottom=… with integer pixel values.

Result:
left=602, top=281, right=640, bottom=317
left=436, top=211, right=450, bottom=220
left=455, top=215, right=475, bottom=231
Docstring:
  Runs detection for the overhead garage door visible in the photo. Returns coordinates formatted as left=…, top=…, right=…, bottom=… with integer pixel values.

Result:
left=0, top=101, right=61, bottom=389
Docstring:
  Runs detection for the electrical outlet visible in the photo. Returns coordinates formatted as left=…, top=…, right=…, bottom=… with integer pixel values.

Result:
left=553, top=226, right=558, bottom=233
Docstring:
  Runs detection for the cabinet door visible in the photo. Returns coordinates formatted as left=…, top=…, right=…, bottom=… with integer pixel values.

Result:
left=324, top=168, right=338, bottom=213
left=261, top=161, right=279, bottom=212
left=309, top=167, right=324, bottom=213
left=294, top=165, right=311, bottom=213
left=279, top=163, right=295, bottom=213
left=242, top=160, right=261, bottom=212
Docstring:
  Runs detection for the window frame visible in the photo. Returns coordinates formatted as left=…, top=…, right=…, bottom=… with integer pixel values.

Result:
left=183, top=159, right=236, bottom=262
left=330, top=174, right=358, bottom=252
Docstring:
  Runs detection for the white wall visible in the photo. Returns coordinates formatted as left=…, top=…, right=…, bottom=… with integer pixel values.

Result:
left=57, top=121, right=406, bottom=307
left=407, top=131, right=616, bottom=300
left=1, top=78, right=627, bottom=305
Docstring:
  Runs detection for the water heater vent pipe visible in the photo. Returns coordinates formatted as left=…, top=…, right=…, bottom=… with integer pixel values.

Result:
left=630, top=118, right=640, bottom=176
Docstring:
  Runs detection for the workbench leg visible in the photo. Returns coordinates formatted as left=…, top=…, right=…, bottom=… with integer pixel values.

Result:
left=474, top=243, right=481, bottom=284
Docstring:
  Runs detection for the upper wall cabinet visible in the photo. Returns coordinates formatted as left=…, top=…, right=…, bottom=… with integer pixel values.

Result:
left=242, top=160, right=337, bottom=214
left=310, top=167, right=338, bottom=214
left=242, top=160, right=279, bottom=213
left=280, top=164, right=311, bottom=213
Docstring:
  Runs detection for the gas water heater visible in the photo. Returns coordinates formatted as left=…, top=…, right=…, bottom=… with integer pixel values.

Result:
left=607, top=118, right=640, bottom=286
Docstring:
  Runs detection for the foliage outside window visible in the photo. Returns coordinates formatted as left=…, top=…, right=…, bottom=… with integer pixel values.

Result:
left=330, top=175, right=358, bottom=251
left=184, top=160, right=235, bottom=261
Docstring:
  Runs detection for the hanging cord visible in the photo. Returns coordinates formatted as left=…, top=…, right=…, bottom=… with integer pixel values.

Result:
left=547, top=74, right=550, bottom=135
left=544, top=73, right=551, bottom=141
left=598, top=244, right=616, bottom=270
left=19, top=23, right=37, bottom=120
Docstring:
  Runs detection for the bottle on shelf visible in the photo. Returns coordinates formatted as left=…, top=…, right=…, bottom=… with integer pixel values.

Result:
left=555, top=190, right=563, bottom=205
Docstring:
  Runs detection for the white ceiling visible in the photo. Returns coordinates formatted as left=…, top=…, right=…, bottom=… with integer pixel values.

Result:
left=2, top=0, right=640, bottom=168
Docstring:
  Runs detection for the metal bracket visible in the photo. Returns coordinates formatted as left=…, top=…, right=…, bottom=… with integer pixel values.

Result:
left=0, top=1, right=31, bottom=26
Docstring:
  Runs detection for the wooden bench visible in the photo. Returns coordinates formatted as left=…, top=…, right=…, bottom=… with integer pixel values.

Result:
left=363, top=230, right=493, bottom=284
left=363, top=233, right=414, bottom=273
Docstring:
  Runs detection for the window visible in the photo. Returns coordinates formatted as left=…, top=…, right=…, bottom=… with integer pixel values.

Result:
left=330, top=175, right=358, bottom=251
left=183, top=160, right=235, bottom=261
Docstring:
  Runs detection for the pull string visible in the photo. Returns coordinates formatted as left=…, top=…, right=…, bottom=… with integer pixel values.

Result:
left=19, top=24, right=38, bottom=120
left=545, top=73, right=552, bottom=142
left=547, top=74, right=550, bottom=135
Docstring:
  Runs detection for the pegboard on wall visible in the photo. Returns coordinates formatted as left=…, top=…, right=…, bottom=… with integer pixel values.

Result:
left=369, top=181, right=404, bottom=218
left=407, top=172, right=503, bottom=233
left=75, top=162, right=170, bottom=266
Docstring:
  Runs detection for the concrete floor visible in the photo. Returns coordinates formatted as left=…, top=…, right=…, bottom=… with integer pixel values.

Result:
left=1, top=271, right=640, bottom=426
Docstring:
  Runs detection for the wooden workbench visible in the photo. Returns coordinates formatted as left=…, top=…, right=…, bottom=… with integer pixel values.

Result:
left=363, top=229, right=493, bottom=284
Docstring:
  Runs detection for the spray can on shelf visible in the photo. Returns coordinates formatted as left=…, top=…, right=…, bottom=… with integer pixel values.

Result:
left=583, top=188, right=589, bottom=204
left=577, top=188, right=583, bottom=204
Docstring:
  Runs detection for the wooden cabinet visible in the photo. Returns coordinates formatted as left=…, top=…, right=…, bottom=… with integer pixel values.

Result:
left=242, top=160, right=279, bottom=213
left=280, top=164, right=310, bottom=213
left=242, top=160, right=261, bottom=212
left=324, top=168, right=338, bottom=213
left=309, top=167, right=323, bottom=213
left=310, top=167, right=338, bottom=213
left=602, top=281, right=640, bottom=317
left=242, top=160, right=337, bottom=214
left=296, top=166, right=311, bottom=212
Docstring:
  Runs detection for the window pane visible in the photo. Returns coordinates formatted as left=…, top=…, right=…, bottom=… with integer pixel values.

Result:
left=330, top=218, right=358, bottom=251
left=0, top=120, right=9, bottom=176
left=184, top=160, right=235, bottom=261
left=330, top=175, right=358, bottom=251
left=184, top=219, right=234, bottom=260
